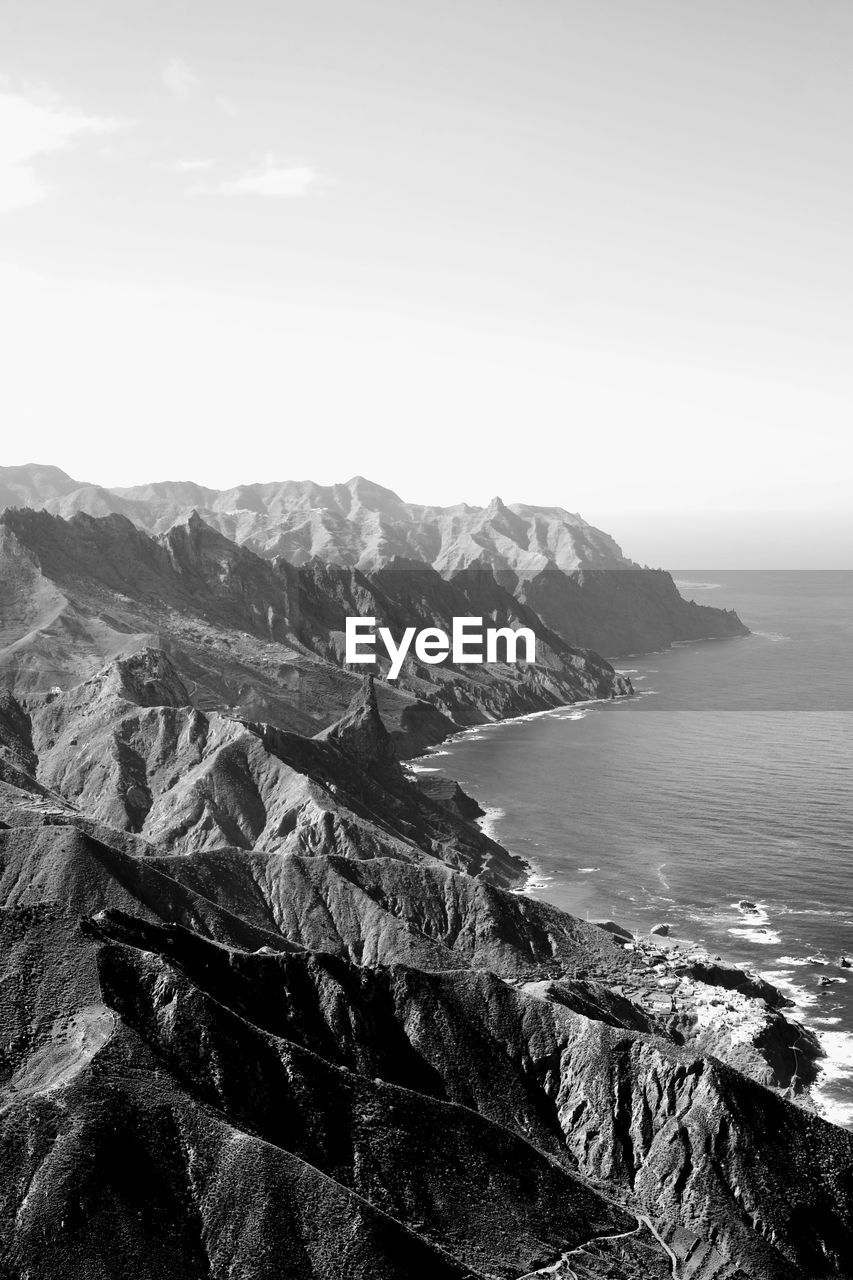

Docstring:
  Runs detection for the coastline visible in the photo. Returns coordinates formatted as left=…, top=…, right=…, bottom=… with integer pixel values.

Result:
left=410, top=692, right=852, bottom=1130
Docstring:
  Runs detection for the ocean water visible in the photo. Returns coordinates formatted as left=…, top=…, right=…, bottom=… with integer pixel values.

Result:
left=419, top=571, right=853, bottom=1126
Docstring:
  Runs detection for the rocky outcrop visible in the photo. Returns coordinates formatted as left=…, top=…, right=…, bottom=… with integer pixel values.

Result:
left=317, top=675, right=400, bottom=773
left=516, top=566, right=748, bottom=655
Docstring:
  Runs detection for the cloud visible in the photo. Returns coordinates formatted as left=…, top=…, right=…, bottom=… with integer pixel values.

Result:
left=162, top=57, right=201, bottom=100
left=172, top=157, right=216, bottom=172
left=0, top=87, right=124, bottom=213
left=208, top=158, right=323, bottom=198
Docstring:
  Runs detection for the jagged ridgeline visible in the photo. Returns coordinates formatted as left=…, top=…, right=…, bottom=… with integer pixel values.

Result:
left=0, top=465, right=746, bottom=723
left=6, top=469, right=851, bottom=1280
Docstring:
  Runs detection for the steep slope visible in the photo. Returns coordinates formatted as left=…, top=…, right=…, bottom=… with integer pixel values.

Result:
left=5, top=661, right=527, bottom=886
left=517, top=565, right=748, bottom=655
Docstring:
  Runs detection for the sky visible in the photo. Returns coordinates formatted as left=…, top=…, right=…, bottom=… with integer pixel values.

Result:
left=0, top=0, right=851, bottom=563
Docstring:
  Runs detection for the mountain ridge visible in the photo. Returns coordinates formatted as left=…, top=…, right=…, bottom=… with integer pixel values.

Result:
left=0, top=463, right=749, bottom=660
left=0, top=463, right=630, bottom=571
left=0, top=505, right=633, bottom=753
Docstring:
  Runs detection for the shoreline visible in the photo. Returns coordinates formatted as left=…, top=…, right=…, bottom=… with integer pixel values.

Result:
left=410, top=688, right=853, bottom=1130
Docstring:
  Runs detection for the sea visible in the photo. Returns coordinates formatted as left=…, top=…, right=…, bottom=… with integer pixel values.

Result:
left=414, top=571, right=853, bottom=1127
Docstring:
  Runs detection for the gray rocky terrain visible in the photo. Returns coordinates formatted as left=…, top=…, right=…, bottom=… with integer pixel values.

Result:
left=1, top=475, right=844, bottom=1279
left=0, top=675, right=851, bottom=1278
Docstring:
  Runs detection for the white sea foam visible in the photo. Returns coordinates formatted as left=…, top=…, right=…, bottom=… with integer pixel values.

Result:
left=451, top=692, right=629, bottom=738
left=728, top=926, right=782, bottom=945
left=778, top=906, right=853, bottom=919
left=476, top=805, right=506, bottom=840
left=812, top=1090, right=853, bottom=1128
left=511, top=870, right=554, bottom=896
left=577, top=866, right=600, bottom=874
left=815, top=1029, right=853, bottom=1084
left=674, top=579, right=723, bottom=591
left=751, top=630, right=790, bottom=643
left=813, top=1035, right=853, bottom=1135
left=760, top=970, right=819, bottom=1009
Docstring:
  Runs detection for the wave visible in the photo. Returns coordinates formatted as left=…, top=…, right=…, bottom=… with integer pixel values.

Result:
left=674, top=579, right=723, bottom=591
left=760, top=970, right=820, bottom=1009
left=815, top=1030, right=853, bottom=1085
left=813, top=1090, right=853, bottom=1127
left=476, top=805, right=507, bottom=841
left=510, top=870, right=554, bottom=896
left=778, top=906, right=853, bottom=919
left=728, top=926, right=782, bottom=945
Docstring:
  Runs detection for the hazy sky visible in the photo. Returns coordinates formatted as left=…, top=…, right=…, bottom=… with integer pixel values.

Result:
left=1, top=0, right=851, bottom=533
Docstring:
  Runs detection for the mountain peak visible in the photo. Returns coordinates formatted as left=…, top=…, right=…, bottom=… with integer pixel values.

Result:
left=345, top=475, right=404, bottom=504
left=319, top=675, right=399, bottom=773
